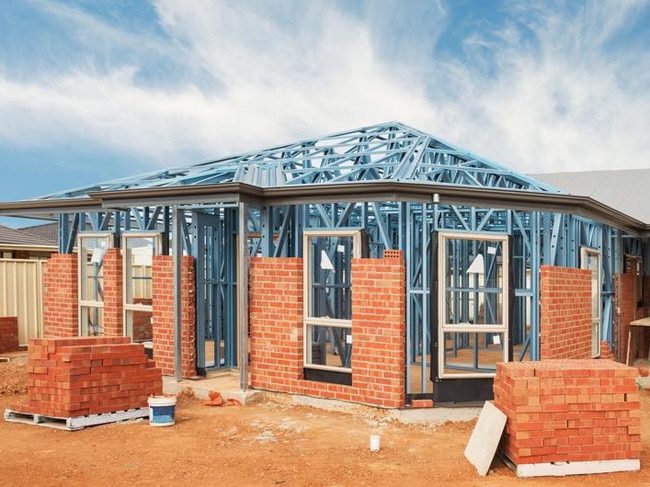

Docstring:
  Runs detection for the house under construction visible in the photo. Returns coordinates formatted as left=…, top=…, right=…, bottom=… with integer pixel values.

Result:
left=1, top=121, right=648, bottom=407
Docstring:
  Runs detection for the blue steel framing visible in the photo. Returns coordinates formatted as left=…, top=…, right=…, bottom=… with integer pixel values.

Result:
left=12, top=122, right=633, bottom=392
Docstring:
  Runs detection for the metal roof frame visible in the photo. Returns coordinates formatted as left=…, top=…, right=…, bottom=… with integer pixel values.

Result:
left=0, top=121, right=648, bottom=234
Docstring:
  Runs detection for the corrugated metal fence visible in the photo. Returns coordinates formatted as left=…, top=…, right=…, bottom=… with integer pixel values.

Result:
left=0, top=259, right=45, bottom=346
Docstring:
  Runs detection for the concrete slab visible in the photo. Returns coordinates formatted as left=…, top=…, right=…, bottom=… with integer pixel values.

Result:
left=464, top=401, right=507, bottom=475
left=163, top=377, right=483, bottom=425
left=636, top=375, right=650, bottom=390
left=266, top=392, right=482, bottom=425
left=393, top=405, right=482, bottom=425
left=163, top=373, right=264, bottom=404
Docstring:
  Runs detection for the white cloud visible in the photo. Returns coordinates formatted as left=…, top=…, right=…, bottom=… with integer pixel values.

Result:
left=0, top=0, right=648, bottom=176
left=420, top=0, right=650, bottom=173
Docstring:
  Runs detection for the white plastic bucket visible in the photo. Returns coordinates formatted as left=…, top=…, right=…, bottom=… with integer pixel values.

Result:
left=148, top=396, right=177, bottom=426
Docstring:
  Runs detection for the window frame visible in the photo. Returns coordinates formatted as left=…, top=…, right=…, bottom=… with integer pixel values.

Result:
left=302, top=229, right=361, bottom=374
left=438, top=231, right=509, bottom=379
left=581, top=247, right=601, bottom=358
left=122, top=233, right=160, bottom=341
left=78, top=233, right=111, bottom=336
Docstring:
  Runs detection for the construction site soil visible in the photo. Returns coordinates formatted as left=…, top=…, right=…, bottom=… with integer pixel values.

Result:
left=1, top=360, right=649, bottom=487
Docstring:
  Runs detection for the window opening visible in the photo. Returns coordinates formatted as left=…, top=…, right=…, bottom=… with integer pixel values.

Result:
left=303, top=230, right=361, bottom=381
left=581, top=247, right=601, bottom=357
left=123, top=234, right=159, bottom=354
left=79, top=234, right=110, bottom=336
left=438, top=232, right=509, bottom=378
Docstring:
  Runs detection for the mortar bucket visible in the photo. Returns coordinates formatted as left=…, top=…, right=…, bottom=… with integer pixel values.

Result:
left=148, top=396, right=177, bottom=426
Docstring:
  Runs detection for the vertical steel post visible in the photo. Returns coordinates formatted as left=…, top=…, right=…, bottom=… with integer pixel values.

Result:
left=238, top=202, right=249, bottom=391
left=172, top=205, right=183, bottom=380
left=530, top=211, right=541, bottom=361
left=58, top=214, right=69, bottom=254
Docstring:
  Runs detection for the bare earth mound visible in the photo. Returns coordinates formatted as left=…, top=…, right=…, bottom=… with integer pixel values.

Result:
left=0, top=362, right=27, bottom=397
left=0, top=361, right=648, bottom=487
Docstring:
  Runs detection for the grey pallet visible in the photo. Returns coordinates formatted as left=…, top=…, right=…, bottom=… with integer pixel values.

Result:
left=4, top=407, right=149, bottom=431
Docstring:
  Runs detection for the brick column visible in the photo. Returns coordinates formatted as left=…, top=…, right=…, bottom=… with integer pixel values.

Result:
left=350, top=251, right=406, bottom=408
left=249, top=258, right=304, bottom=390
left=617, top=266, right=649, bottom=364
left=0, top=317, right=19, bottom=353
left=102, top=248, right=124, bottom=336
left=540, top=266, right=592, bottom=359
left=152, top=255, right=196, bottom=377
left=43, top=253, right=79, bottom=337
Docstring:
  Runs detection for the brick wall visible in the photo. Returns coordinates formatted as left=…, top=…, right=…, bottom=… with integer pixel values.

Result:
left=540, top=266, right=592, bottom=359
left=43, top=253, right=79, bottom=337
left=102, top=248, right=124, bottom=336
left=494, top=360, right=641, bottom=465
left=12, top=336, right=162, bottom=417
left=617, top=268, right=649, bottom=363
left=0, top=316, right=19, bottom=353
left=249, top=251, right=406, bottom=408
left=152, top=255, right=196, bottom=377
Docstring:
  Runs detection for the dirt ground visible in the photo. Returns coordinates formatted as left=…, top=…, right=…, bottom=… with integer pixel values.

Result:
left=1, top=360, right=650, bottom=487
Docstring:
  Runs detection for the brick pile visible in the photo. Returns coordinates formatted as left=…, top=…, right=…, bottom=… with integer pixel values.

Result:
left=12, top=336, right=162, bottom=418
left=0, top=316, right=19, bottom=353
left=493, top=360, right=641, bottom=466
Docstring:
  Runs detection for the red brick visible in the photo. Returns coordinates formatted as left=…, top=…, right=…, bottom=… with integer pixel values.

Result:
left=12, top=337, right=162, bottom=418
left=249, top=255, right=406, bottom=408
left=0, top=317, right=20, bottom=353
left=495, top=360, right=640, bottom=465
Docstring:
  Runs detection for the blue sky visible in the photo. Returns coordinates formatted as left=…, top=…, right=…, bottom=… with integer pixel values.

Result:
left=1, top=0, right=649, bottom=226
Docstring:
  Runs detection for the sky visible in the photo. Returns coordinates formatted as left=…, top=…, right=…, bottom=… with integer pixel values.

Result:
left=1, top=0, right=649, bottom=224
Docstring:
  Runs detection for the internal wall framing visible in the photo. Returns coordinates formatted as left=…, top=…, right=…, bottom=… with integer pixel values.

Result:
left=50, top=196, right=620, bottom=398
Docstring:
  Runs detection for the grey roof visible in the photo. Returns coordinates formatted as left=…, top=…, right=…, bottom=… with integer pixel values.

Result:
left=0, top=224, right=57, bottom=247
left=19, top=222, right=59, bottom=246
left=532, top=169, right=650, bottom=225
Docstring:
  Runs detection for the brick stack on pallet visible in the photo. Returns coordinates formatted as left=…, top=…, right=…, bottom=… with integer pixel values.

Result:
left=11, top=336, right=162, bottom=418
left=493, top=359, right=641, bottom=477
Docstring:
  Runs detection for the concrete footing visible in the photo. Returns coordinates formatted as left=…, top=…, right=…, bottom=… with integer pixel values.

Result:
left=163, top=374, right=264, bottom=405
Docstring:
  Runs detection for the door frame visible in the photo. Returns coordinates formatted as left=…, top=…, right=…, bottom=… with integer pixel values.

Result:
left=431, top=231, right=512, bottom=403
left=193, top=209, right=238, bottom=374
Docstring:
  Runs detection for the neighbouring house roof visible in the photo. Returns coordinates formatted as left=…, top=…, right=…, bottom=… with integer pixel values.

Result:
left=533, top=169, right=650, bottom=225
left=18, top=222, right=59, bottom=246
left=0, top=224, right=57, bottom=248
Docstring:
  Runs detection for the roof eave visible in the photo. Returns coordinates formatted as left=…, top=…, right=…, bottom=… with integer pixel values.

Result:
left=91, top=182, right=264, bottom=208
left=0, top=243, right=58, bottom=252
left=0, top=180, right=647, bottom=235
left=0, top=197, right=100, bottom=220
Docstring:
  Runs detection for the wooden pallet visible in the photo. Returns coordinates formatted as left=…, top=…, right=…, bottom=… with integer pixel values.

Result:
left=4, top=407, right=149, bottom=431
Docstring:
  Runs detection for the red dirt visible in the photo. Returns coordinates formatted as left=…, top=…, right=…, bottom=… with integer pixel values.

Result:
left=1, top=361, right=649, bottom=487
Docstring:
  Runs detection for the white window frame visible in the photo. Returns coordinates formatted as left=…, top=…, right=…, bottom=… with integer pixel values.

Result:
left=303, top=229, right=361, bottom=373
left=122, top=233, right=160, bottom=340
left=438, top=231, right=509, bottom=379
left=78, top=233, right=111, bottom=336
left=581, top=247, right=601, bottom=358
